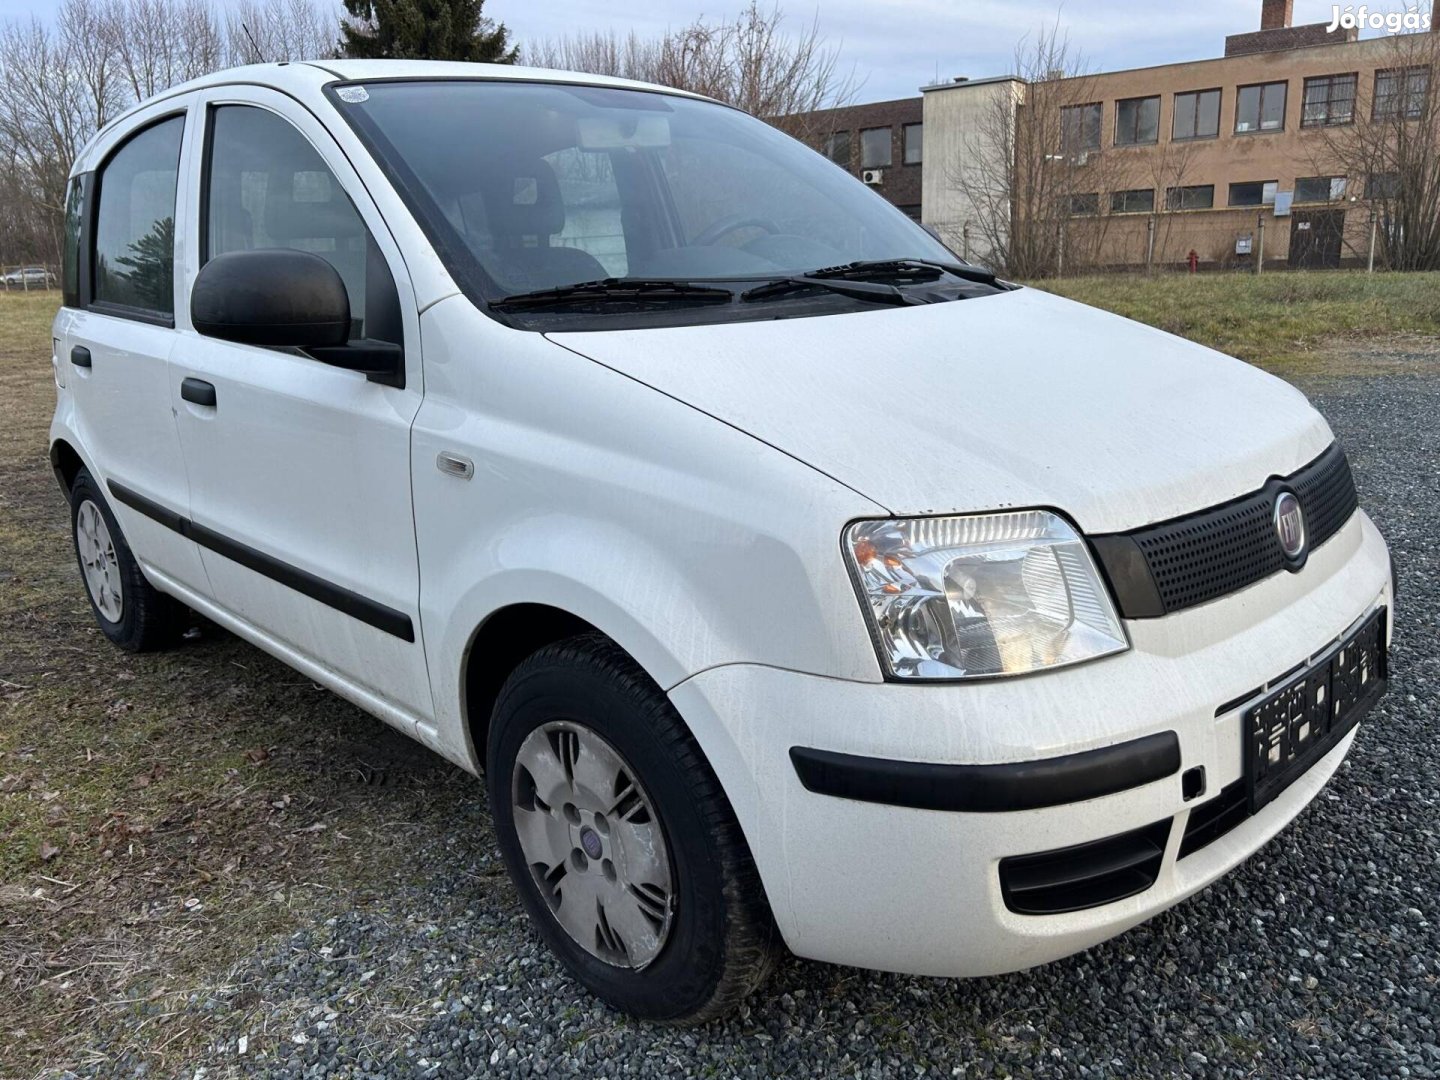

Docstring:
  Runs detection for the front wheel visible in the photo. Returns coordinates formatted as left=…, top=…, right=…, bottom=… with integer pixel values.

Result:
left=487, top=633, right=779, bottom=1023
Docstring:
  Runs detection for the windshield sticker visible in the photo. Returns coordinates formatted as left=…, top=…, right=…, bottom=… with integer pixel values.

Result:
left=336, top=86, right=369, bottom=104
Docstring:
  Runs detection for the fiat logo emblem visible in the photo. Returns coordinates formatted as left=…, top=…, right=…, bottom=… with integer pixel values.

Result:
left=1274, top=491, right=1306, bottom=559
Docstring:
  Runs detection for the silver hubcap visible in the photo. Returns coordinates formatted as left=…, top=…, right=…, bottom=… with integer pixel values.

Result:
left=76, top=500, right=123, bottom=623
left=511, top=721, right=674, bottom=969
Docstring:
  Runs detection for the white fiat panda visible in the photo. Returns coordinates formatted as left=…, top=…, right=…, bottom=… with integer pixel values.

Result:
left=50, top=61, right=1393, bottom=1023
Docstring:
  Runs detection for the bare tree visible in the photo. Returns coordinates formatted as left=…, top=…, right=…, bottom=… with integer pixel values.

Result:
left=226, top=0, right=340, bottom=65
left=1313, top=29, right=1440, bottom=270
left=526, top=3, right=855, bottom=138
left=946, top=23, right=1135, bottom=278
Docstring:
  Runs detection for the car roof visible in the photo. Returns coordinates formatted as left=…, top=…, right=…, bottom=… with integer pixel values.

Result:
left=78, top=59, right=717, bottom=170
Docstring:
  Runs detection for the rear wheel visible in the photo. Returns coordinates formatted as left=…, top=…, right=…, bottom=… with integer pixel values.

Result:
left=487, top=633, right=779, bottom=1023
left=70, top=469, right=187, bottom=652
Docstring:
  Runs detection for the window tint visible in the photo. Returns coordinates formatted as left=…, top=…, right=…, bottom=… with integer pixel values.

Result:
left=902, top=123, right=923, bottom=165
left=824, top=130, right=850, bottom=166
left=1295, top=175, right=1347, bottom=203
left=1236, top=82, right=1287, bottom=132
left=62, top=177, right=83, bottom=307
left=1229, top=180, right=1278, bottom=207
left=1173, top=89, right=1220, bottom=140
left=1115, top=96, right=1160, bottom=146
left=1061, top=103, right=1101, bottom=153
left=860, top=127, right=892, bottom=168
left=205, top=105, right=373, bottom=335
left=1165, top=185, right=1214, bottom=211
left=1110, top=189, right=1155, bottom=214
left=1302, top=74, right=1356, bottom=127
left=94, top=116, right=183, bottom=316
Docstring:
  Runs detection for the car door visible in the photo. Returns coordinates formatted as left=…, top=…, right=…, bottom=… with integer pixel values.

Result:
left=59, top=99, right=209, bottom=594
left=170, top=87, right=431, bottom=723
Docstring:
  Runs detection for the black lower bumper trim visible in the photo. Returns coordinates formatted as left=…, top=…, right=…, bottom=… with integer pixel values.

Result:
left=789, top=731, right=1181, bottom=813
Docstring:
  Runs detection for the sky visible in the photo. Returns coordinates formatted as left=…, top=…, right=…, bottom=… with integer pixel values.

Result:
left=0, top=0, right=1407, bottom=102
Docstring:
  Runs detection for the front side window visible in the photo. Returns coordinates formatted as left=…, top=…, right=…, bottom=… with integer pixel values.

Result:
left=1295, top=175, right=1347, bottom=203
left=1061, top=102, right=1102, bottom=153
left=93, top=116, right=184, bottom=317
left=1115, top=96, right=1160, bottom=146
left=1302, top=74, right=1357, bottom=127
left=860, top=127, right=892, bottom=168
left=1110, top=188, right=1155, bottom=214
left=902, top=123, right=923, bottom=165
left=335, top=80, right=958, bottom=324
left=1374, top=66, right=1429, bottom=120
left=1173, top=89, right=1220, bottom=140
left=1229, top=180, right=1279, bottom=207
left=1235, top=82, right=1287, bottom=132
left=1166, top=185, right=1215, bottom=211
left=824, top=130, right=850, bottom=166
left=205, top=105, right=377, bottom=335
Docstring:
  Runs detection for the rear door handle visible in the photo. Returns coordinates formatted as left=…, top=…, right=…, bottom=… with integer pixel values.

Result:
left=180, top=377, right=217, bottom=407
left=70, top=346, right=91, bottom=368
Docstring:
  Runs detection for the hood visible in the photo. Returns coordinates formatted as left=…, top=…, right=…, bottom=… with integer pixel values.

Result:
left=547, top=287, right=1334, bottom=533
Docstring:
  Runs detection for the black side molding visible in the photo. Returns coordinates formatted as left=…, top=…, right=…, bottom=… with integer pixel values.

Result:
left=789, top=731, right=1181, bottom=813
left=107, top=480, right=415, bottom=642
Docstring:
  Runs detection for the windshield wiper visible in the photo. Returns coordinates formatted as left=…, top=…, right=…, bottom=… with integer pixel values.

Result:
left=491, top=278, right=735, bottom=312
left=809, top=258, right=999, bottom=288
left=740, top=275, right=925, bottom=307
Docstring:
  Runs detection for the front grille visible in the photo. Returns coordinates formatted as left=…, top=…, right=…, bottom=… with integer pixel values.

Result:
left=1091, top=444, right=1358, bottom=619
left=999, top=819, right=1172, bottom=915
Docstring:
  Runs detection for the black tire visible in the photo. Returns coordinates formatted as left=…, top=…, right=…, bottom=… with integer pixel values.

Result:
left=487, top=632, right=780, bottom=1023
left=69, top=469, right=187, bottom=652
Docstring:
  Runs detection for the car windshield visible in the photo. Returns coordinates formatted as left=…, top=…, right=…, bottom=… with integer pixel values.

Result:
left=333, top=79, right=977, bottom=327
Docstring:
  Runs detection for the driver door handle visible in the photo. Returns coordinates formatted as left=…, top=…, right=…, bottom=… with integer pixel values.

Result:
left=181, top=378, right=217, bottom=407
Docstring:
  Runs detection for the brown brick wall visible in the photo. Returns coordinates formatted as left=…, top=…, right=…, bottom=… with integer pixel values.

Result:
left=795, top=97, right=925, bottom=216
left=1226, top=23, right=1358, bottom=58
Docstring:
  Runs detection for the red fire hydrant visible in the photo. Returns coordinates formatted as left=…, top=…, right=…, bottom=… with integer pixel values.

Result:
left=1188, top=249, right=1199, bottom=273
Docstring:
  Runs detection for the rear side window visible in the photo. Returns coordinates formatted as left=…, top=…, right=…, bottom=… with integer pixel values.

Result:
left=205, top=105, right=378, bottom=337
left=93, top=116, right=184, bottom=318
left=62, top=177, right=83, bottom=307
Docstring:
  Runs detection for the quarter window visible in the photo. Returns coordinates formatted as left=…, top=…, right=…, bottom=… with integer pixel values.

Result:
left=1165, top=185, right=1215, bottom=211
left=860, top=127, right=892, bottom=168
left=1229, top=180, right=1278, bottom=207
left=1115, top=96, right=1160, bottom=146
left=1061, top=103, right=1102, bottom=153
left=93, top=115, right=184, bottom=317
left=1235, top=82, right=1287, bottom=133
left=1110, top=189, right=1155, bottom=214
left=1173, top=89, right=1221, bottom=140
left=204, top=105, right=378, bottom=337
left=62, top=177, right=83, bottom=307
left=902, top=123, right=923, bottom=165
left=1302, top=74, right=1357, bottom=127
left=1373, top=66, right=1429, bottom=120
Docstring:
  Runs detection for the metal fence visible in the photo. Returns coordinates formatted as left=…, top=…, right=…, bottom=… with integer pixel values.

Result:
left=1, top=263, right=61, bottom=292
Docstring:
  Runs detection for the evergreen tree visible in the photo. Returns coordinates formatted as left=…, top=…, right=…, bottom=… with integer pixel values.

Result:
left=340, top=0, right=518, bottom=63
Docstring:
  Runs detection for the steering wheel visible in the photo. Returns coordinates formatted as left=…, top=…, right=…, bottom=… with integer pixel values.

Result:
left=692, top=214, right=782, bottom=247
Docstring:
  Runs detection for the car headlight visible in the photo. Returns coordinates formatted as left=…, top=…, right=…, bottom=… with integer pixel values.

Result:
left=845, top=511, right=1128, bottom=680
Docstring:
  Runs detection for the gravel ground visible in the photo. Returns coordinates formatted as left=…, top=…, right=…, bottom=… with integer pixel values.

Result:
left=70, top=354, right=1440, bottom=1080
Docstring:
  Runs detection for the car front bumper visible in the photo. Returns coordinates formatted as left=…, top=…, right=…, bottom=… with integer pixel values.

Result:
left=667, top=510, right=1393, bottom=977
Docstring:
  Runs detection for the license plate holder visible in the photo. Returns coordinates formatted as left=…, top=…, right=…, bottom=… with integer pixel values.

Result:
left=1244, top=609, right=1387, bottom=813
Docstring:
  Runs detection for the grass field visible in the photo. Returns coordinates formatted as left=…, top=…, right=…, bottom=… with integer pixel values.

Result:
left=1034, top=271, right=1440, bottom=374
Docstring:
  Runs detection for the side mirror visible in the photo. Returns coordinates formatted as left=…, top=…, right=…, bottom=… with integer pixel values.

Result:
left=191, top=249, right=351, bottom=348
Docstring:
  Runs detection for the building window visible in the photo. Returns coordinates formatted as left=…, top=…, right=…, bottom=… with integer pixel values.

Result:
left=1166, top=185, right=1215, bottom=211
left=1235, top=81, right=1287, bottom=133
left=1110, top=188, right=1155, bottom=214
left=1366, top=172, right=1401, bottom=199
left=1173, top=89, right=1221, bottom=140
left=1115, top=96, right=1160, bottom=146
left=860, top=127, right=892, bottom=168
left=1373, top=66, right=1429, bottom=120
left=1295, top=175, right=1347, bottom=203
left=1068, top=192, right=1100, bottom=216
left=823, top=131, right=851, bottom=167
left=1061, top=102, right=1102, bottom=153
left=1302, top=74, right=1357, bottom=127
left=902, top=123, right=923, bottom=165
left=1229, top=180, right=1279, bottom=207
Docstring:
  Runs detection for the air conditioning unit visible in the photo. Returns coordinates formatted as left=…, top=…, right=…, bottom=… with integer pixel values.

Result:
left=861, top=169, right=884, bottom=185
